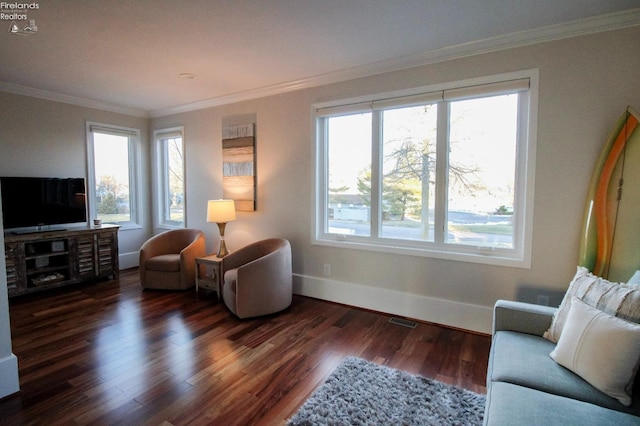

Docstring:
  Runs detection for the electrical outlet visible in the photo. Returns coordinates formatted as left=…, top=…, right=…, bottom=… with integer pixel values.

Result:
left=323, top=264, right=331, bottom=276
left=536, top=294, right=550, bottom=306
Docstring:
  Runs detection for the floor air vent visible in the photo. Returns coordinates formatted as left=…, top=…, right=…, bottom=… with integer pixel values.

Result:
left=389, top=317, right=417, bottom=328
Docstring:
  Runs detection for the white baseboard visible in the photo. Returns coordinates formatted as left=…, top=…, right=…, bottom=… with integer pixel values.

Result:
left=292, top=274, right=493, bottom=334
left=119, top=251, right=139, bottom=270
left=0, top=353, right=20, bottom=399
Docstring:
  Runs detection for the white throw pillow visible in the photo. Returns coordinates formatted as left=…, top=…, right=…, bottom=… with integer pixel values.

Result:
left=550, top=297, right=640, bottom=406
left=628, top=270, right=640, bottom=289
left=544, top=266, right=640, bottom=343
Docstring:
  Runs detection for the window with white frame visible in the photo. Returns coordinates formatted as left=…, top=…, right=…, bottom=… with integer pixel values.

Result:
left=313, top=71, right=537, bottom=267
left=154, top=127, right=185, bottom=228
left=87, top=122, right=141, bottom=228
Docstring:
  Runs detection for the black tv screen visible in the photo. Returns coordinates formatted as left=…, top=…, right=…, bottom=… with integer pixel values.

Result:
left=1, top=177, right=87, bottom=230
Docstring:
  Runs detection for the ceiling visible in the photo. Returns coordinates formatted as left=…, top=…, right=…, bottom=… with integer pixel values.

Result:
left=1, top=1, right=639, bottom=117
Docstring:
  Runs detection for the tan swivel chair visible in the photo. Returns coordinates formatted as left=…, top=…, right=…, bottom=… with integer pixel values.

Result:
left=139, top=229, right=206, bottom=290
left=221, top=238, right=292, bottom=319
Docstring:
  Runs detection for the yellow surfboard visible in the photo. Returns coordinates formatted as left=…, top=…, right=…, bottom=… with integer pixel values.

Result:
left=578, top=107, right=640, bottom=282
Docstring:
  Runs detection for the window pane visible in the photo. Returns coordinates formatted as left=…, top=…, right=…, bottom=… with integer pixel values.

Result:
left=164, top=137, right=184, bottom=226
left=447, top=94, right=518, bottom=248
left=327, top=113, right=372, bottom=237
left=381, top=105, right=437, bottom=241
left=93, top=132, right=131, bottom=223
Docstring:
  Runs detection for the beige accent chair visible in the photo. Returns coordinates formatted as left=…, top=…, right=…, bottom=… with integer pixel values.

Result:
left=139, top=229, right=206, bottom=290
left=221, top=238, right=292, bottom=319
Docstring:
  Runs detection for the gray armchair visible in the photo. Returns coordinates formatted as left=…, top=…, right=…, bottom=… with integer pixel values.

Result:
left=221, top=238, right=292, bottom=318
left=139, top=229, right=206, bottom=290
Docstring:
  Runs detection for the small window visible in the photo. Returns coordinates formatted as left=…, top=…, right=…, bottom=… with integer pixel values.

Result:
left=154, top=127, right=185, bottom=228
left=314, top=71, right=537, bottom=267
left=87, top=123, right=141, bottom=228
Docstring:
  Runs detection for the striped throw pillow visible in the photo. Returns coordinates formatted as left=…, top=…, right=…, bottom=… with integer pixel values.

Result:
left=544, top=266, right=640, bottom=343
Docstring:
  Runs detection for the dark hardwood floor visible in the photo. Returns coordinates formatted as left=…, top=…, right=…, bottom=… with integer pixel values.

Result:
left=1, top=268, right=491, bottom=425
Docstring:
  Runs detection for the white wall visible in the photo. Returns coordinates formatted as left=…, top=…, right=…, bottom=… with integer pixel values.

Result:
left=152, top=27, right=640, bottom=333
left=0, top=93, right=152, bottom=268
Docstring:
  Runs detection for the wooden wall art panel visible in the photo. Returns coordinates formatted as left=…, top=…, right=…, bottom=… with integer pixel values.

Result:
left=222, top=123, right=256, bottom=211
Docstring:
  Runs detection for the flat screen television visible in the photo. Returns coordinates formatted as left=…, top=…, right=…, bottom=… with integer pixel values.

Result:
left=1, top=176, right=87, bottom=231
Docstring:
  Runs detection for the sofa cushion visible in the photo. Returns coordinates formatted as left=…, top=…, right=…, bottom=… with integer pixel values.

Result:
left=484, top=382, right=640, bottom=426
left=544, top=266, right=640, bottom=343
left=550, top=298, right=640, bottom=406
left=489, top=330, right=640, bottom=415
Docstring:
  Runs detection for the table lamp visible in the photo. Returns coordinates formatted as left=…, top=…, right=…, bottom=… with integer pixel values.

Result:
left=207, top=199, right=236, bottom=257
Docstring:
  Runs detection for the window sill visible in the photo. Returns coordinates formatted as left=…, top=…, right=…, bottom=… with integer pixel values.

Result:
left=312, top=236, right=531, bottom=268
left=111, top=223, right=143, bottom=232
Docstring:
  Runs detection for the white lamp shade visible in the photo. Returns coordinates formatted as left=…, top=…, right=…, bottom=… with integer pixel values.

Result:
left=207, top=199, right=236, bottom=223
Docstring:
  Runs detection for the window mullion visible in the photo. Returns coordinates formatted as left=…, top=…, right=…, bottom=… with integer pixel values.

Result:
left=433, top=102, right=449, bottom=244
left=370, top=111, right=382, bottom=238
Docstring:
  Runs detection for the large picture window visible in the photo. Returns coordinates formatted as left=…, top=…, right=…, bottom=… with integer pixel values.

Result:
left=154, top=127, right=185, bottom=228
left=87, top=123, right=141, bottom=228
left=314, top=71, right=537, bottom=267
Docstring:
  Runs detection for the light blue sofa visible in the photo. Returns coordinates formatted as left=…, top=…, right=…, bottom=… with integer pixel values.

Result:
left=483, top=300, right=640, bottom=425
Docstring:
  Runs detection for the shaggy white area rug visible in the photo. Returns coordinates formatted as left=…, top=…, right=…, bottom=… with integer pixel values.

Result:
left=288, top=357, right=485, bottom=426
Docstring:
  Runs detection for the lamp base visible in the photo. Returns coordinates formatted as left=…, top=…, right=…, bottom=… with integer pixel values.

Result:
left=216, top=222, right=229, bottom=257
left=217, top=239, right=229, bottom=258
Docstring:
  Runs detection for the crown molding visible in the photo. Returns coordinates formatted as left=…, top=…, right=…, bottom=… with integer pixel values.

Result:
left=150, top=8, right=640, bottom=118
left=0, top=82, right=149, bottom=118
left=2, top=9, right=638, bottom=119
